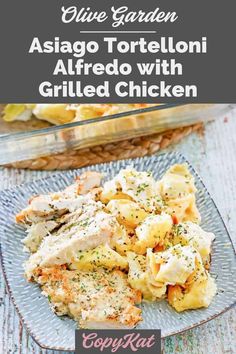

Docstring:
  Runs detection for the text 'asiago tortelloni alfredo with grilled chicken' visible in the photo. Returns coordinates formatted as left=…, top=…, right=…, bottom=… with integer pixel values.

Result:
left=16, top=164, right=217, bottom=329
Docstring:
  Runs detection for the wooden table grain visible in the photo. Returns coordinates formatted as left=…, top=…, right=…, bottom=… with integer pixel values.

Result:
left=0, top=109, right=235, bottom=354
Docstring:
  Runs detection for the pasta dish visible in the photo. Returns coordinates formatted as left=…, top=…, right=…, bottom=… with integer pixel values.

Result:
left=16, top=164, right=217, bottom=329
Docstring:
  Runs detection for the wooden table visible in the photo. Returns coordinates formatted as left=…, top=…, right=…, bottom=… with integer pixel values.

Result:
left=0, top=109, right=235, bottom=354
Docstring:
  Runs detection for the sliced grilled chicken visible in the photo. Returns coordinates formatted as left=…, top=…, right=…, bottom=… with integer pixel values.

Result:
left=23, top=220, right=59, bottom=253
left=16, top=172, right=102, bottom=225
left=24, top=210, right=118, bottom=279
left=76, top=171, right=102, bottom=195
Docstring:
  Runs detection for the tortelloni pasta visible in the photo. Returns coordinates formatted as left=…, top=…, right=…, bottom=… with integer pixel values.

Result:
left=101, top=168, right=163, bottom=212
left=3, top=103, right=153, bottom=125
left=167, top=255, right=217, bottom=312
left=109, top=222, right=139, bottom=256
left=147, top=245, right=216, bottom=312
left=157, top=164, right=201, bottom=223
left=170, top=222, right=215, bottom=267
left=134, top=213, right=173, bottom=254
left=146, top=245, right=198, bottom=286
left=106, top=199, right=148, bottom=228
left=70, top=244, right=128, bottom=271
left=127, top=252, right=167, bottom=301
left=99, top=165, right=216, bottom=313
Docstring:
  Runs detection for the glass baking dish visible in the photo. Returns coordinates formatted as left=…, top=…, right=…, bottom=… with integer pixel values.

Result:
left=0, top=104, right=231, bottom=165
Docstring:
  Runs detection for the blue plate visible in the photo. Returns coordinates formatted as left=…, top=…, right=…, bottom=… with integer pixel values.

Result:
left=0, top=153, right=235, bottom=351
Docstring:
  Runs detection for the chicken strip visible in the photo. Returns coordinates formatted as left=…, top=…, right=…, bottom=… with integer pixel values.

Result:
left=76, top=171, right=102, bottom=195
left=23, top=220, right=59, bottom=253
left=16, top=172, right=102, bottom=225
left=24, top=210, right=118, bottom=280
